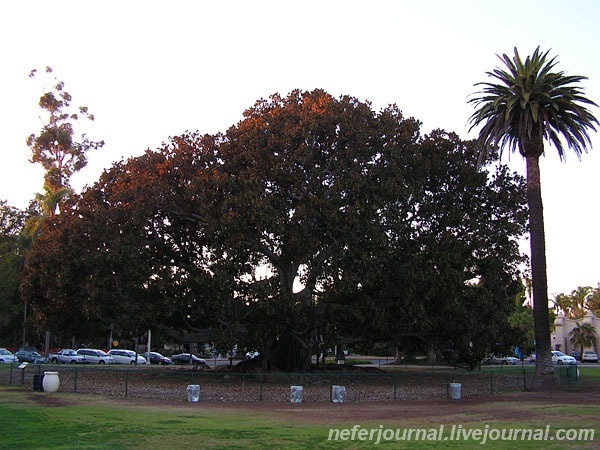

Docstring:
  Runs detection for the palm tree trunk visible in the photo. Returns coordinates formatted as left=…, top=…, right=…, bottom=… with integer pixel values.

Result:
left=526, top=156, right=558, bottom=390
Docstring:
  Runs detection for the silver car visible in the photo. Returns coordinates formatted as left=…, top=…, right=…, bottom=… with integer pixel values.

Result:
left=15, top=347, right=46, bottom=364
left=108, top=349, right=147, bottom=365
left=77, top=348, right=114, bottom=364
left=0, top=348, right=18, bottom=364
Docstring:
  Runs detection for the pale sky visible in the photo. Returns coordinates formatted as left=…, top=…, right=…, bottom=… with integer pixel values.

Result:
left=1, top=0, right=598, bottom=296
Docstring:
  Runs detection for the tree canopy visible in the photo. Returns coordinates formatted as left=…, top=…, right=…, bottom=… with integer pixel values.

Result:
left=0, top=200, right=27, bottom=345
left=21, top=89, right=528, bottom=370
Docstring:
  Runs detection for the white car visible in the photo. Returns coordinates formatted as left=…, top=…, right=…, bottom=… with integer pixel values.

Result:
left=551, top=350, right=577, bottom=365
left=581, top=351, right=599, bottom=363
left=77, top=348, right=114, bottom=364
left=0, top=348, right=18, bottom=364
left=489, top=355, right=519, bottom=365
left=108, top=349, right=147, bottom=365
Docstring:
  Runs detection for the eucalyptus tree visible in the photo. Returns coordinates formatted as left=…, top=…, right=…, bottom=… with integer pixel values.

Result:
left=469, top=47, right=598, bottom=389
left=20, top=67, right=104, bottom=346
left=27, top=66, right=104, bottom=196
left=21, top=67, right=104, bottom=261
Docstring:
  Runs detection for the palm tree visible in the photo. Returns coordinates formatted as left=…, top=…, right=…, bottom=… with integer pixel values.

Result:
left=468, top=47, right=598, bottom=390
left=587, top=288, right=600, bottom=317
left=569, top=323, right=598, bottom=359
left=570, top=286, right=593, bottom=319
left=19, top=185, right=71, bottom=251
left=552, top=292, right=573, bottom=317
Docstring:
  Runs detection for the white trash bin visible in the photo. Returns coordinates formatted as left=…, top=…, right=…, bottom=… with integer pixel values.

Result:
left=186, top=385, right=200, bottom=402
left=42, top=371, right=60, bottom=393
left=290, top=385, right=303, bottom=403
left=449, top=382, right=461, bottom=400
left=331, top=385, right=346, bottom=403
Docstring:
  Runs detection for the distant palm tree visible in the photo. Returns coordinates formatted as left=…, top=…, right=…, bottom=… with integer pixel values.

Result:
left=19, top=185, right=71, bottom=251
left=587, top=288, right=600, bottom=317
left=569, top=323, right=598, bottom=358
left=468, top=47, right=598, bottom=390
left=570, top=286, right=593, bottom=319
left=552, top=292, right=573, bottom=317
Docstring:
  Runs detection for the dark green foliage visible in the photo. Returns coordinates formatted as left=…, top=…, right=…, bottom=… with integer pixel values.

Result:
left=21, top=90, right=528, bottom=368
left=0, top=200, right=26, bottom=345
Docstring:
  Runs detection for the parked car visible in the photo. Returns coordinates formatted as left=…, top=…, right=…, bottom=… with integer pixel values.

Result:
left=107, top=349, right=147, bottom=365
left=570, top=350, right=581, bottom=361
left=503, top=356, right=520, bottom=365
left=171, top=353, right=206, bottom=365
left=77, top=348, right=114, bottom=364
left=48, top=349, right=87, bottom=364
left=245, top=351, right=260, bottom=359
left=581, top=351, right=599, bottom=363
left=0, top=348, right=18, bottom=364
left=15, top=347, right=46, bottom=364
left=488, top=355, right=519, bottom=365
left=146, top=352, right=172, bottom=365
left=551, top=350, right=577, bottom=365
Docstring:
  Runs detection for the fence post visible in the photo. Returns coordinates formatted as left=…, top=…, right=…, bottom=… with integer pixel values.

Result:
left=490, top=371, right=493, bottom=395
left=74, top=367, right=78, bottom=393
left=125, top=371, right=129, bottom=397
left=259, top=372, right=263, bottom=402
left=393, top=375, right=397, bottom=401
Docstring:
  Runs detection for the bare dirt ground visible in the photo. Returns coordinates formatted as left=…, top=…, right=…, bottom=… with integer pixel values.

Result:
left=22, top=382, right=600, bottom=426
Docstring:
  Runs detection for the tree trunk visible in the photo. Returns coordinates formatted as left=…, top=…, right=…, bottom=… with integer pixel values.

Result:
left=268, top=332, right=311, bottom=372
left=525, top=156, right=560, bottom=390
left=258, top=262, right=314, bottom=372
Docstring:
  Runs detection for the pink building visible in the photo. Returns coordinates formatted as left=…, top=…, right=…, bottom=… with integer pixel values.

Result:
left=551, top=310, right=600, bottom=354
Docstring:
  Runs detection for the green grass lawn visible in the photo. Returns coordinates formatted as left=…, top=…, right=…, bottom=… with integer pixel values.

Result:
left=0, top=402, right=328, bottom=449
left=3, top=388, right=329, bottom=449
left=578, top=366, right=600, bottom=381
